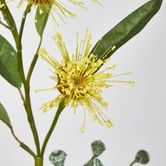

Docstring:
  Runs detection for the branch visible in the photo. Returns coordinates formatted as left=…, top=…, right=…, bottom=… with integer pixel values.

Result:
left=41, top=100, right=65, bottom=155
left=0, top=19, right=10, bottom=29
left=26, top=36, right=43, bottom=83
left=10, top=126, right=36, bottom=158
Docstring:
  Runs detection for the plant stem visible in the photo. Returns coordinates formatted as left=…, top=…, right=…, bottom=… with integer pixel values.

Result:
left=17, top=4, right=31, bottom=83
left=129, top=160, right=136, bottom=166
left=24, top=35, right=44, bottom=156
left=1, top=0, right=39, bottom=159
left=24, top=22, right=44, bottom=156
left=2, top=0, right=65, bottom=163
left=24, top=81, right=41, bottom=155
left=17, top=4, right=41, bottom=155
left=26, top=36, right=43, bottom=83
left=18, top=88, right=25, bottom=103
left=41, top=100, right=65, bottom=155
left=84, top=155, right=96, bottom=165
left=0, top=19, right=10, bottom=29
left=89, top=155, right=96, bottom=162
left=8, top=124, right=36, bottom=158
left=35, top=156, right=43, bottom=166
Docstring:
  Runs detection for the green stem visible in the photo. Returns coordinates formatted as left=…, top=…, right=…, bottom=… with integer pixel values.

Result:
left=85, top=155, right=96, bottom=165
left=90, top=155, right=96, bottom=162
left=35, top=156, right=43, bottom=166
left=26, top=36, right=43, bottom=83
left=17, top=4, right=41, bottom=155
left=18, top=88, right=25, bottom=103
left=1, top=1, right=39, bottom=158
left=24, top=82, right=41, bottom=155
left=129, top=160, right=137, bottom=166
left=17, top=4, right=31, bottom=83
left=0, top=19, right=10, bottom=29
left=41, top=100, right=65, bottom=155
left=25, top=23, right=44, bottom=156
left=9, top=125, right=36, bottom=158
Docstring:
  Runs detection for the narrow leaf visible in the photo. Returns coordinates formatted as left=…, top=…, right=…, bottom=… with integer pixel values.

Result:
left=91, top=0, right=163, bottom=60
left=0, top=35, right=22, bottom=88
left=35, top=6, right=51, bottom=36
left=0, top=102, right=11, bottom=127
left=0, top=0, right=19, bottom=44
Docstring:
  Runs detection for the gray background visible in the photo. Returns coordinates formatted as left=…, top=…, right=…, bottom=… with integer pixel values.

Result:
left=0, top=0, right=166, bottom=165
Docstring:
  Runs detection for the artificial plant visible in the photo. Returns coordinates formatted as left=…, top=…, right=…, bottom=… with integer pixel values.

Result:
left=0, top=0, right=162, bottom=165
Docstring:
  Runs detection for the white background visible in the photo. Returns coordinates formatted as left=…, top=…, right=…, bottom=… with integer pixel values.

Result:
left=0, top=0, right=166, bottom=165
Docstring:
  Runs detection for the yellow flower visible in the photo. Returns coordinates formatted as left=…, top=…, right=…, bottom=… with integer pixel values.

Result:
left=18, top=0, right=101, bottom=25
left=39, top=30, right=134, bottom=131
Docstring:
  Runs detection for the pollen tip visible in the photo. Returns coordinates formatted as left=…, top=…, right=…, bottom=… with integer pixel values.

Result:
left=105, top=120, right=114, bottom=128
left=111, top=45, right=116, bottom=51
left=80, top=126, right=85, bottom=133
left=129, top=81, right=135, bottom=87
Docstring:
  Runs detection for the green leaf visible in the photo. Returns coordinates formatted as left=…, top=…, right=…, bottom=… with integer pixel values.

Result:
left=84, top=140, right=105, bottom=166
left=91, top=0, right=163, bottom=60
left=0, top=35, right=22, bottom=88
left=49, top=150, right=67, bottom=166
left=0, top=102, right=11, bottom=127
left=91, top=140, right=106, bottom=157
left=0, top=0, right=19, bottom=43
left=35, top=6, right=51, bottom=36
left=129, top=150, right=150, bottom=166
left=135, top=150, right=150, bottom=164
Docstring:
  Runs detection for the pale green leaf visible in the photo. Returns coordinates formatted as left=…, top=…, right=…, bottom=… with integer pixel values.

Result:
left=35, top=6, right=51, bottom=36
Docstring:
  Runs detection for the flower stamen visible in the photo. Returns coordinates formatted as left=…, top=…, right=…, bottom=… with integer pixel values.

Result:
left=39, top=30, right=134, bottom=130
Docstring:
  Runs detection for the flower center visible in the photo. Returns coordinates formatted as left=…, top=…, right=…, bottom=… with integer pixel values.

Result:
left=28, top=0, right=54, bottom=6
left=72, top=75, right=83, bottom=86
left=56, top=65, right=90, bottom=100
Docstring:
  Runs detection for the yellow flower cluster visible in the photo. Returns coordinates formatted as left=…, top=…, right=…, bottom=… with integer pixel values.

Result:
left=17, top=0, right=101, bottom=25
left=39, top=30, right=134, bottom=132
